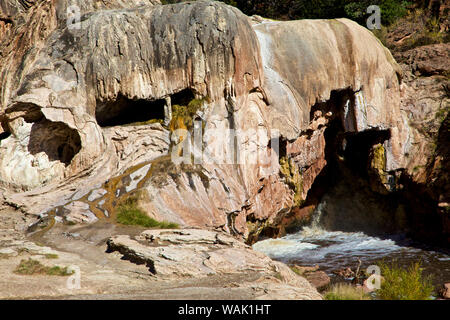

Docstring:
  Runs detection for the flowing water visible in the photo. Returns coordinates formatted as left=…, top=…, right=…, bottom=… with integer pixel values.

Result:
left=253, top=205, right=450, bottom=289
left=29, top=153, right=450, bottom=290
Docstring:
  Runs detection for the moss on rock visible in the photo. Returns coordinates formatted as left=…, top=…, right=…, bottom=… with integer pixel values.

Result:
left=169, top=97, right=208, bottom=132
left=280, top=156, right=304, bottom=207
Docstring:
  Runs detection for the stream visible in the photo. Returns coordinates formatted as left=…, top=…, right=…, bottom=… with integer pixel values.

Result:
left=253, top=206, right=450, bottom=289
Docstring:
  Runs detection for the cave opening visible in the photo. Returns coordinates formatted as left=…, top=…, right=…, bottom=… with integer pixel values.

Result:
left=28, top=120, right=82, bottom=166
left=295, top=116, right=399, bottom=236
left=171, top=88, right=195, bottom=106
left=96, top=95, right=166, bottom=127
left=0, top=131, right=11, bottom=141
left=278, top=86, right=396, bottom=238
left=3, top=103, right=82, bottom=166
left=342, top=129, right=391, bottom=178
left=95, top=89, right=197, bottom=128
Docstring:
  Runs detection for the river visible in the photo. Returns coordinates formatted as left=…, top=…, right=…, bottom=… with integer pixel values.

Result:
left=253, top=205, right=450, bottom=290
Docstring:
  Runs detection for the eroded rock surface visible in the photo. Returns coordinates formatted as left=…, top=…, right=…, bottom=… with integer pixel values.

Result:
left=106, top=228, right=321, bottom=299
left=0, top=0, right=435, bottom=244
left=0, top=215, right=322, bottom=300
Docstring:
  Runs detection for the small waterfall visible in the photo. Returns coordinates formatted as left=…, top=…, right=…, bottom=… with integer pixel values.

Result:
left=297, top=201, right=327, bottom=237
left=252, top=202, right=450, bottom=286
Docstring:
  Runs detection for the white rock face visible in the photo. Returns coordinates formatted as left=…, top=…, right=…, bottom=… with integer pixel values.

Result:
left=106, top=228, right=322, bottom=299
left=0, top=117, right=65, bottom=190
left=0, top=1, right=411, bottom=240
left=64, top=201, right=98, bottom=224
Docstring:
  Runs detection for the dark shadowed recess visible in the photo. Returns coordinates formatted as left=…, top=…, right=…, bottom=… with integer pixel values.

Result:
left=5, top=103, right=82, bottom=165
left=343, top=129, right=391, bottom=177
left=28, top=120, right=81, bottom=165
left=280, top=88, right=395, bottom=236
left=95, top=95, right=166, bottom=127
left=0, top=117, right=11, bottom=141
left=95, top=89, right=195, bottom=127
left=0, top=131, right=11, bottom=141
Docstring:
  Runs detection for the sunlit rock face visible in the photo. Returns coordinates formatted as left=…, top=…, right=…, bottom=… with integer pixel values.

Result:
left=0, top=1, right=411, bottom=239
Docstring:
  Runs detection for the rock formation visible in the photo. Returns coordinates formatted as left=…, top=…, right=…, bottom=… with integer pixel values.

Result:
left=106, top=227, right=322, bottom=301
left=1, top=0, right=446, bottom=247
left=0, top=206, right=322, bottom=299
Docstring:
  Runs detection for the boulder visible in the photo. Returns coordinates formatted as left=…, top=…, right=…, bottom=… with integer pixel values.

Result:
left=106, top=228, right=322, bottom=299
left=304, top=271, right=331, bottom=291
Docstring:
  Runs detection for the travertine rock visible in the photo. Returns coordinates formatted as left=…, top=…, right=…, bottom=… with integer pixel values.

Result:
left=106, top=228, right=322, bottom=299
left=0, top=1, right=412, bottom=240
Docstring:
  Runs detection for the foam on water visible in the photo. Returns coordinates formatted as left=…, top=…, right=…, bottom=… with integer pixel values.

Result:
left=252, top=239, right=318, bottom=260
left=252, top=204, right=450, bottom=284
left=253, top=226, right=403, bottom=264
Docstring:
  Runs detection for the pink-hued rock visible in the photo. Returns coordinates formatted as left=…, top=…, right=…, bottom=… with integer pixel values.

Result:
left=0, top=1, right=412, bottom=241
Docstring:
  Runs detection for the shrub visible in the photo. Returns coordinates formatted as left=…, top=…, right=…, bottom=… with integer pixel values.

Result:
left=14, top=258, right=73, bottom=276
left=116, top=197, right=179, bottom=229
left=379, top=0, right=410, bottom=26
left=324, top=283, right=371, bottom=300
left=376, top=261, right=434, bottom=300
left=161, top=0, right=411, bottom=27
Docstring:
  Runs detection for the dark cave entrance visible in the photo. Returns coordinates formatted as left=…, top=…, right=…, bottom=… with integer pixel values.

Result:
left=0, top=119, right=11, bottom=142
left=95, top=89, right=197, bottom=127
left=28, top=120, right=82, bottom=166
left=5, top=103, right=82, bottom=166
left=296, top=117, right=398, bottom=235
left=95, top=95, right=166, bottom=127
left=342, top=129, right=391, bottom=178
left=171, top=88, right=195, bottom=106
left=286, top=111, right=446, bottom=246
left=0, top=131, right=11, bottom=141
left=276, top=86, right=399, bottom=238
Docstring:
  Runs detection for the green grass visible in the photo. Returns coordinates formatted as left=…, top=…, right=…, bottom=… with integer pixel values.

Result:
left=324, top=283, right=370, bottom=300
left=116, top=197, right=179, bottom=229
left=289, top=265, right=305, bottom=276
left=44, top=254, right=59, bottom=259
left=14, top=258, right=73, bottom=276
left=376, top=261, right=434, bottom=300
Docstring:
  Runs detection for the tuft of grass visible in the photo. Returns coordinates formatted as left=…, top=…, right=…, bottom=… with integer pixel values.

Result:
left=290, top=266, right=305, bottom=276
left=274, top=272, right=284, bottom=281
left=324, top=283, right=370, bottom=300
left=46, top=266, right=72, bottom=276
left=116, top=197, right=179, bottom=229
left=376, top=261, right=434, bottom=300
left=44, top=254, right=59, bottom=259
left=14, top=258, right=73, bottom=276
